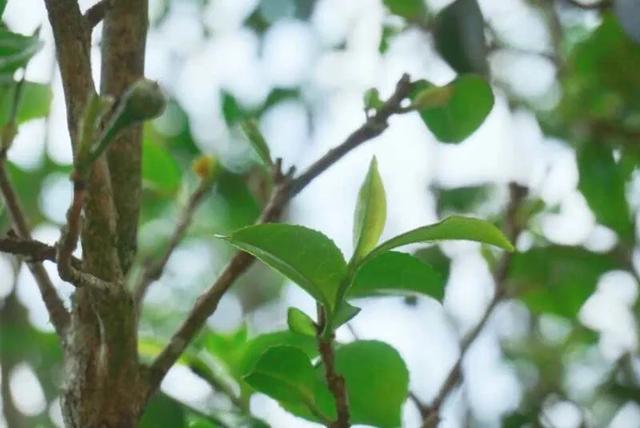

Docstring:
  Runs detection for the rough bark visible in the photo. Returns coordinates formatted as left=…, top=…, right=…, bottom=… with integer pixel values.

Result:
left=42, top=1, right=149, bottom=426
left=101, top=0, right=148, bottom=273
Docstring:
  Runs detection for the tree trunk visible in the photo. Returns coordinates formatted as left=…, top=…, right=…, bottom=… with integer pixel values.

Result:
left=41, top=0, right=152, bottom=426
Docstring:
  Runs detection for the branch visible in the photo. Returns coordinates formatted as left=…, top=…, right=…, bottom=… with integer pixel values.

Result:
left=318, top=305, right=349, bottom=428
left=0, top=236, right=81, bottom=266
left=319, top=337, right=349, bottom=427
left=84, top=0, right=112, bottom=29
left=289, top=74, right=412, bottom=197
left=44, top=0, right=123, bottom=285
left=147, top=74, right=415, bottom=391
left=101, top=0, right=149, bottom=273
left=420, top=183, right=528, bottom=427
left=188, top=363, right=248, bottom=414
left=55, top=171, right=112, bottom=291
left=134, top=178, right=213, bottom=305
left=0, top=166, right=70, bottom=334
left=0, top=75, right=70, bottom=336
left=43, top=0, right=94, bottom=138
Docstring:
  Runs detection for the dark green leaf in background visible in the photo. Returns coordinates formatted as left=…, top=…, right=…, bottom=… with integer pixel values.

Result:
left=241, top=119, right=273, bottom=167
left=383, top=0, right=427, bottom=21
left=508, top=246, right=622, bottom=318
left=434, top=184, right=495, bottom=215
left=414, top=246, right=451, bottom=280
left=412, top=75, right=494, bottom=143
left=0, top=81, right=51, bottom=124
left=139, top=393, right=187, bottom=428
left=142, top=137, right=182, bottom=194
left=0, top=28, right=41, bottom=77
left=433, top=0, right=488, bottom=75
left=577, top=141, right=632, bottom=238
left=561, top=16, right=640, bottom=122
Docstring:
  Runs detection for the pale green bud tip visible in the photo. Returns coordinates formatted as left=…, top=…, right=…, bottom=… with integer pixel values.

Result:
left=123, top=79, right=167, bottom=121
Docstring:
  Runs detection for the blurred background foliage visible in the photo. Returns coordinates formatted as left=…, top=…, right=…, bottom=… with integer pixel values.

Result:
left=1, top=0, right=640, bottom=427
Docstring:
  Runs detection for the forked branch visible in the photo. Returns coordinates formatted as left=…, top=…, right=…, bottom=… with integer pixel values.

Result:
left=147, top=74, right=414, bottom=391
left=419, top=183, right=528, bottom=427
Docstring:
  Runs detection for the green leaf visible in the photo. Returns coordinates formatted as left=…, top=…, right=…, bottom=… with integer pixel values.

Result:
left=414, top=246, right=451, bottom=281
left=0, top=29, right=41, bottom=76
left=139, top=393, right=187, bottom=428
left=412, top=75, right=494, bottom=143
left=412, top=85, right=454, bottom=110
left=0, top=82, right=51, bottom=125
left=241, top=119, right=272, bottom=166
left=363, top=88, right=384, bottom=111
left=368, top=215, right=513, bottom=261
left=0, top=0, right=7, bottom=16
left=351, top=251, right=444, bottom=301
left=329, top=301, right=361, bottom=330
left=221, top=91, right=246, bottom=125
left=239, top=331, right=319, bottom=378
left=433, top=0, right=488, bottom=75
left=352, top=157, right=387, bottom=263
left=218, top=224, right=347, bottom=308
left=287, top=308, right=317, bottom=337
left=142, top=137, right=182, bottom=194
left=213, top=172, right=261, bottom=231
left=379, top=25, right=401, bottom=54
left=244, top=346, right=331, bottom=420
left=434, top=184, right=495, bottom=215
left=577, top=141, right=632, bottom=238
left=508, top=246, right=622, bottom=318
left=331, top=341, right=409, bottom=427
left=383, top=0, right=427, bottom=20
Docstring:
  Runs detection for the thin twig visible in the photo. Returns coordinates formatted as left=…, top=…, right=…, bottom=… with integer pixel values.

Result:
left=289, top=74, right=412, bottom=197
left=420, top=183, right=528, bottom=427
left=0, top=236, right=81, bottom=266
left=84, top=0, right=112, bottom=29
left=134, top=179, right=213, bottom=305
left=56, top=172, right=87, bottom=286
left=0, top=166, right=70, bottom=334
left=188, top=362, right=248, bottom=413
left=147, top=74, right=415, bottom=392
left=0, top=73, right=70, bottom=335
